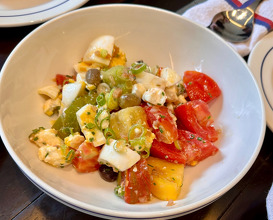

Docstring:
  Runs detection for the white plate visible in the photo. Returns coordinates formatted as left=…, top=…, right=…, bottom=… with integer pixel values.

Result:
left=248, top=31, right=273, bottom=132
left=0, top=0, right=89, bottom=27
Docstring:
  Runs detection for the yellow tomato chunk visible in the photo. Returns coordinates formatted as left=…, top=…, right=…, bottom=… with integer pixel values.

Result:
left=110, top=106, right=148, bottom=140
left=147, top=156, right=184, bottom=201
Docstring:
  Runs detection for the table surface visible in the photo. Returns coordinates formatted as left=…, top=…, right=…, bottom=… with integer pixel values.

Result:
left=1, top=0, right=273, bottom=219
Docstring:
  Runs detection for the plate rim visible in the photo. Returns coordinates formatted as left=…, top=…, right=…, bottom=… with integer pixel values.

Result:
left=0, top=0, right=89, bottom=27
left=248, top=31, right=273, bottom=132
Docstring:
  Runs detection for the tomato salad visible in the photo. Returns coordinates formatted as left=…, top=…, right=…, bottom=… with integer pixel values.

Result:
left=29, top=35, right=221, bottom=204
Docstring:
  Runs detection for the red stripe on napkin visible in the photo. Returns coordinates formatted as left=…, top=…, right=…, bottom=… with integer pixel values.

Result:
left=255, top=14, right=273, bottom=31
left=231, top=0, right=243, bottom=7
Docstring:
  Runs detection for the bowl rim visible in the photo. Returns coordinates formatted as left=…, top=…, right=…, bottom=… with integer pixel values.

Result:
left=0, top=3, right=266, bottom=219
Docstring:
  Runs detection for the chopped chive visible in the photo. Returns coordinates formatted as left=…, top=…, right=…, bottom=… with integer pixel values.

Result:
left=159, top=127, right=164, bottom=133
left=85, top=123, right=96, bottom=129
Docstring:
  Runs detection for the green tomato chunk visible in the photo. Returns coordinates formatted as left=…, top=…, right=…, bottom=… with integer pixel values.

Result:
left=52, top=91, right=97, bottom=139
left=102, top=65, right=135, bottom=93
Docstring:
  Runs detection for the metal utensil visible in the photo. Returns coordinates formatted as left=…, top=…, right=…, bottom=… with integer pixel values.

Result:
left=208, top=0, right=263, bottom=43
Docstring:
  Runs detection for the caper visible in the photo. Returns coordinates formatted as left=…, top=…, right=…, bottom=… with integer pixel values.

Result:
left=99, top=165, right=118, bottom=182
left=85, top=68, right=101, bottom=86
left=119, top=93, right=141, bottom=109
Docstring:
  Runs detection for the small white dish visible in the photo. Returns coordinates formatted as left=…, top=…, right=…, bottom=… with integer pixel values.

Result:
left=0, top=0, right=89, bottom=27
left=248, top=31, right=273, bottom=132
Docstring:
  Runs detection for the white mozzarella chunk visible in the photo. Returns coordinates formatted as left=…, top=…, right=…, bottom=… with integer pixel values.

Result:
left=76, top=104, right=106, bottom=147
left=38, top=145, right=71, bottom=167
left=98, top=139, right=141, bottom=171
left=83, top=35, right=114, bottom=66
left=29, top=128, right=63, bottom=148
left=160, top=67, right=182, bottom=87
left=135, top=71, right=167, bottom=90
left=62, top=82, right=85, bottom=108
left=142, top=87, right=167, bottom=106
left=38, top=85, right=60, bottom=99
left=132, top=83, right=146, bottom=98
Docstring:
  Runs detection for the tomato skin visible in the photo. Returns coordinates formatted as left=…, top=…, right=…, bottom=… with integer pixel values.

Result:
left=150, top=139, right=187, bottom=164
left=56, top=74, right=76, bottom=87
left=150, top=130, right=218, bottom=166
left=175, top=100, right=219, bottom=142
left=183, top=71, right=221, bottom=103
left=72, top=141, right=100, bottom=173
left=144, top=105, right=178, bottom=144
left=176, top=130, right=218, bottom=166
left=124, top=158, right=151, bottom=204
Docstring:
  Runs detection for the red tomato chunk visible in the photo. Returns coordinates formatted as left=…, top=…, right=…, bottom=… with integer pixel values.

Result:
left=72, top=141, right=100, bottom=173
left=175, top=100, right=219, bottom=142
left=144, top=105, right=178, bottom=144
left=176, top=129, right=218, bottom=166
left=150, top=130, right=218, bottom=166
left=124, top=159, right=151, bottom=204
left=183, top=71, right=221, bottom=103
left=56, top=74, right=76, bottom=87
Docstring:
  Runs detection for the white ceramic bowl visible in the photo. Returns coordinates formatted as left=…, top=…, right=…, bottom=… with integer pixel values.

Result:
left=0, top=4, right=266, bottom=219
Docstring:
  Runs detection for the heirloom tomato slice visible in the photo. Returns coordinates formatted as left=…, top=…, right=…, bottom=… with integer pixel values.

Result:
left=150, top=139, right=187, bottom=164
left=150, top=129, right=218, bottom=166
left=144, top=105, right=178, bottom=144
left=176, top=129, right=218, bottom=166
left=183, top=71, right=221, bottom=103
left=175, top=100, right=219, bottom=142
left=124, top=158, right=151, bottom=204
left=72, top=141, right=100, bottom=173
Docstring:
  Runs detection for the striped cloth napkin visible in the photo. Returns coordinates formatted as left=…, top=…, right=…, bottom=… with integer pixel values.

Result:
left=181, top=0, right=273, bottom=57
left=267, top=184, right=273, bottom=220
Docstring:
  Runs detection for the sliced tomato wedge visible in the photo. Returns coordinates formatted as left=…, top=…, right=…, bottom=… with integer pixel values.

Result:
left=150, top=139, right=187, bottom=164
left=72, top=141, right=100, bottom=173
left=144, top=105, right=178, bottom=144
left=175, top=100, right=219, bottom=142
left=183, top=70, right=221, bottom=103
left=56, top=74, right=76, bottom=87
left=176, top=129, right=218, bottom=166
left=150, top=130, right=218, bottom=166
left=124, top=158, right=151, bottom=204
